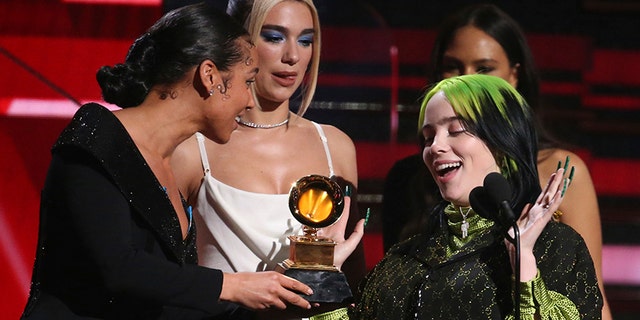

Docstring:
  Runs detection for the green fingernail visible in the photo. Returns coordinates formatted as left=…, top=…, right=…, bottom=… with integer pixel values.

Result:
left=345, top=185, right=351, bottom=197
left=568, top=166, right=575, bottom=185
left=562, top=177, right=569, bottom=196
left=557, top=161, right=562, bottom=170
left=364, top=208, right=371, bottom=227
left=563, top=155, right=570, bottom=172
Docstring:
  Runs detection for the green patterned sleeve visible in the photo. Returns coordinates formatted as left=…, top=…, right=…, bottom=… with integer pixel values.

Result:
left=506, top=270, right=581, bottom=320
left=309, top=307, right=350, bottom=320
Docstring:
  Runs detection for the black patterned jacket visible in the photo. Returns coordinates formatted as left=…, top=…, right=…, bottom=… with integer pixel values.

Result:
left=352, top=206, right=602, bottom=319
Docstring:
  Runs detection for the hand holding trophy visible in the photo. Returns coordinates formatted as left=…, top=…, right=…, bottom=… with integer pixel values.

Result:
left=278, top=174, right=353, bottom=303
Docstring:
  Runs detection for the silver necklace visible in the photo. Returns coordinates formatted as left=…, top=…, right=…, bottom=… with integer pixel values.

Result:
left=459, top=207, right=472, bottom=238
left=236, top=113, right=290, bottom=129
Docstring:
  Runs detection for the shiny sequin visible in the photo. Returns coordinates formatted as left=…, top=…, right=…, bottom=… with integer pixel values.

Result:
left=23, top=104, right=199, bottom=317
left=350, top=206, right=602, bottom=319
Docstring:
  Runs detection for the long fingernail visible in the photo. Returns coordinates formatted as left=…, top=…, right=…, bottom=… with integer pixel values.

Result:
left=563, top=155, right=570, bottom=172
left=364, top=208, right=371, bottom=227
left=568, top=166, right=575, bottom=185
left=345, top=185, right=351, bottom=197
left=562, top=177, right=569, bottom=196
left=557, top=160, right=562, bottom=170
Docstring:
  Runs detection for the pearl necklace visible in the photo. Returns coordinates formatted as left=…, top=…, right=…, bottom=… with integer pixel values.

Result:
left=236, top=113, right=290, bottom=129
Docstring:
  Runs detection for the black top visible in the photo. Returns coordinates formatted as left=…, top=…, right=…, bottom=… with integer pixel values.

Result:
left=21, top=104, right=239, bottom=319
left=352, top=206, right=603, bottom=319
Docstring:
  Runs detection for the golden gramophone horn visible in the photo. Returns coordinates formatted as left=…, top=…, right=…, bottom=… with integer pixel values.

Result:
left=280, top=174, right=353, bottom=303
left=288, top=175, right=344, bottom=229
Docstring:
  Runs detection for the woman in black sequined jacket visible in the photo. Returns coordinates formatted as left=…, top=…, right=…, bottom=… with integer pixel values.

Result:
left=21, top=4, right=314, bottom=319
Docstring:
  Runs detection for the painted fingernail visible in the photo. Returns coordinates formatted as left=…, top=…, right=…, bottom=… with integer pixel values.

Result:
left=561, top=177, right=569, bottom=196
left=557, top=161, right=562, bottom=170
left=568, top=166, right=575, bottom=183
left=345, top=185, right=351, bottom=197
left=563, top=155, right=570, bottom=172
left=364, top=208, right=371, bottom=227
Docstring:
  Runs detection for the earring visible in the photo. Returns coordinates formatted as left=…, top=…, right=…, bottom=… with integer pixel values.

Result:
left=209, top=88, right=214, bottom=96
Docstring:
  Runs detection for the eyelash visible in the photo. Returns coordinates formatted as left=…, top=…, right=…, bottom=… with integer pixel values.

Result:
left=262, top=33, right=284, bottom=43
left=260, top=31, right=313, bottom=47
left=441, top=65, right=494, bottom=75
left=298, top=36, right=313, bottom=47
left=422, top=129, right=468, bottom=147
left=476, top=66, right=494, bottom=74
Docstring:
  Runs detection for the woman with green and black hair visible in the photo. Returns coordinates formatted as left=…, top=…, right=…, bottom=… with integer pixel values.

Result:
left=382, top=7, right=610, bottom=317
left=350, top=75, right=602, bottom=319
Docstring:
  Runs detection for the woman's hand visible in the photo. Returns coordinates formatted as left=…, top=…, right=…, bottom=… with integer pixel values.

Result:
left=507, top=164, right=572, bottom=281
left=317, top=196, right=365, bottom=270
left=220, top=271, right=313, bottom=310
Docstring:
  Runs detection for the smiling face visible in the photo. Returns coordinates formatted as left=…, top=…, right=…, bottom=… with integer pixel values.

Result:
left=421, top=91, right=499, bottom=206
left=253, top=0, right=314, bottom=106
left=205, top=41, right=258, bottom=143
left=441, top=25, right=518, bottom=87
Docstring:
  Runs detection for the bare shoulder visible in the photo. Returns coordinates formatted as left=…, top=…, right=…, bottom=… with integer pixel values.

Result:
left=317, top=123, right=356, bottom=151
left=537, top=148, right=590, bottom=179
left=317, top=123, right=358, bottom=183
left=172, top=134, right=200, bottom=168
left=538, top=148, right=599, bottom=228
left=171, top=134, right=204, bottom=201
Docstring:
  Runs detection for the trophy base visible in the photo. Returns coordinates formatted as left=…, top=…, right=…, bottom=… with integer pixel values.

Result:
left=277, top=263, right=353, bottom=303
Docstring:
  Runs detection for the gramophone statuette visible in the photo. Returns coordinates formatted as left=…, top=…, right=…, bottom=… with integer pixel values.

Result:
left=277, top=174, right=352, bottom=303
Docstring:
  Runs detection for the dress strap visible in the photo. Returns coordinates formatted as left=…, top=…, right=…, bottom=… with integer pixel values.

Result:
left=195, top=132, right=211, bottom=175
left=311, top=122, right=335, bottom=177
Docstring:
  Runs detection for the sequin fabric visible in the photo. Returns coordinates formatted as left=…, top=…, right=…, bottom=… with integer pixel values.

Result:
left=351, top=205, right=602, bottom=319
left=53, top=103, right=195, bottom=263
left=21, top=103, right=207, bottom=318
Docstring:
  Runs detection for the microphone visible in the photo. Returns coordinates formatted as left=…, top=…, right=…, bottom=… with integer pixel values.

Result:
left=469, top=186, right=497, bottom=221
left=483, top=172, right=516, bottom=223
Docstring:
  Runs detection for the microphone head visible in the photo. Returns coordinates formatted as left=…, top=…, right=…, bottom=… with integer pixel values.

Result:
left=483, top=172, right=512, bottom=204
left=469, top=186, right=498, bottom=220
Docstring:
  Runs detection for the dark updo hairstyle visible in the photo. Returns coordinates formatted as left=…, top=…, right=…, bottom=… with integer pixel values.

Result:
left=97, top=2, right=250, bottom=108
left=430, top=4, right=539, bottom=111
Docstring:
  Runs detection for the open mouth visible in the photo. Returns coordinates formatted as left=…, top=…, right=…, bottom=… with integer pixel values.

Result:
left=272, top=73, right=296, bottom=86
left=435, top=162, right=461, bottom=177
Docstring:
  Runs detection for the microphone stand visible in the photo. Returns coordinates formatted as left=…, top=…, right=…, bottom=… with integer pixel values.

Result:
left=471, top=178, right=521, bottom=320
left=497, top=197, right=520, bottom=320
left=504, top=222, right=521, bottom=320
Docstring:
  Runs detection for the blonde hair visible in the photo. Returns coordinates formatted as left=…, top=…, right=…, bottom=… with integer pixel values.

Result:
left=233, top=0, right=321, bottom=116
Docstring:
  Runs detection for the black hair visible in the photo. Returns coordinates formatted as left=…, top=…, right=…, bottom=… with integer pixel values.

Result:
left=97, top=2, right=249, bottom=108
left=429, top=4, right=571, bottom=151
left=420, top=75, right=541, bottom=215
left=226, top=0, right=254, bottom=26
left=430, top=4, right=539, bottom=110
